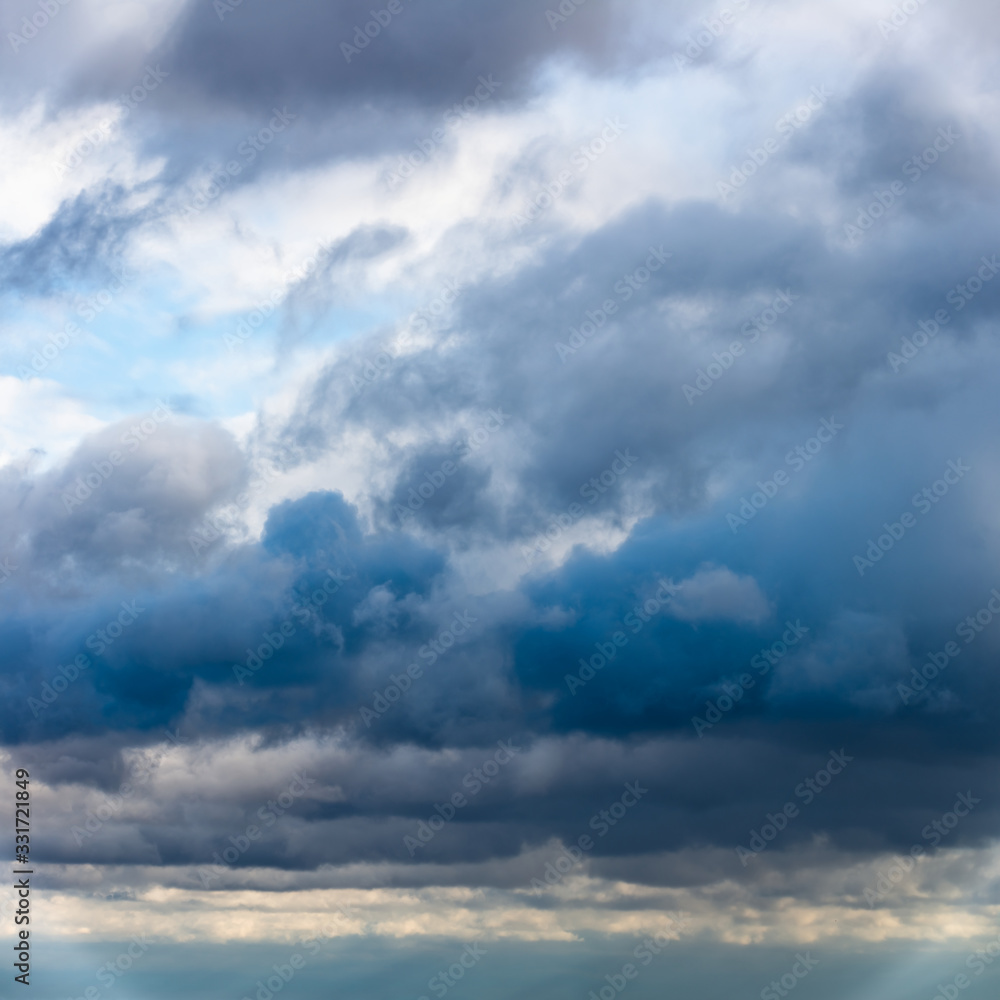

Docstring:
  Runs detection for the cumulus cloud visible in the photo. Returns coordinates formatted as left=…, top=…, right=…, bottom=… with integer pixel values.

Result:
left=1, top=1, right=999, bottom=990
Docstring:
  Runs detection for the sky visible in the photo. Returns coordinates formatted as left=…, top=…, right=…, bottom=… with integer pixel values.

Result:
left=1, top=0, right=1000, bottom=997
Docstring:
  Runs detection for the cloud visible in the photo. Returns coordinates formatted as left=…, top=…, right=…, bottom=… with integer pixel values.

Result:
left=666, top=565, right=771, bottom=624
left=1, top=2, right=1000, bottom=983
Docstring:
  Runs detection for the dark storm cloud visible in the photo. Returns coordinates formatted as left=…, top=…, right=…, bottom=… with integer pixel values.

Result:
left=1, top=0, right=669, bottom=183
left=152, top=0, right=648, bottom=112
left=2, top=0, right=1000, bottom=898
left=21, top=729, right=1000, bottom=880
left=0, top=472, right=455, bottom=746
left=0, top=184, right=147, bottom=295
